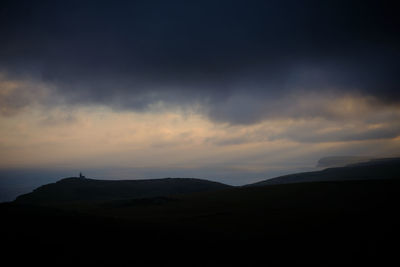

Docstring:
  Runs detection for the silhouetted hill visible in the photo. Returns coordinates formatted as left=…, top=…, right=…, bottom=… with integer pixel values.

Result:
left=248, top=157, right=400, bottom=186
left=0, top=171, right=63, bottom=202
left=15, top=177, right=231, bottom=205
left=5, top=159, right=400, bottom=265
left=3, top=178, right=400, bottom=265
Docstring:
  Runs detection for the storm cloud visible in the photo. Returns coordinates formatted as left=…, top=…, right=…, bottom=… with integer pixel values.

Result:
left=1, top=0, right=399, bottom=124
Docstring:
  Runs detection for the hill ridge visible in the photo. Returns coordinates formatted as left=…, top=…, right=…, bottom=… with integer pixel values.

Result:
left=248, top=157, right=400, bottom=187
left=15, top=177, right=231, bottom=205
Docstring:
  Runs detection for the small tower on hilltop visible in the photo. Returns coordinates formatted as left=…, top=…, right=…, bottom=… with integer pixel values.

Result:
left=79, top=172, right=86, bottom=179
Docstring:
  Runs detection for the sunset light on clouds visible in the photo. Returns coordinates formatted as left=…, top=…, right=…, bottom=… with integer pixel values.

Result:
left=1, top=72, right=399, bottom=185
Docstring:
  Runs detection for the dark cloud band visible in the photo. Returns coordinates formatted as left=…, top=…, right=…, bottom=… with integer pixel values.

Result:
left=1, top=0, right=399, bottom=123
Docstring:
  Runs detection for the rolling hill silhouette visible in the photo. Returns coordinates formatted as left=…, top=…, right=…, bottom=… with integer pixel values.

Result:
left=15, top=177, right=231, bottom=205
left=2, top=158, right=400, bottom=265
left=248, top=157, right=400, bottom=186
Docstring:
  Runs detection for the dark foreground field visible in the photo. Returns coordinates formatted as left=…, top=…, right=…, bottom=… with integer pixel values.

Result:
left=2, top=177, right=400, bottom=266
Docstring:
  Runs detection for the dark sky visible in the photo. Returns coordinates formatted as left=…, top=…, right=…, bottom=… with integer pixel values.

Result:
left=1, top=0, right=399, bottom=124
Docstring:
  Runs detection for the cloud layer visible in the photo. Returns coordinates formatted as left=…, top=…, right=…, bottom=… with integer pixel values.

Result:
left=1, top=0, right=399, bottom=125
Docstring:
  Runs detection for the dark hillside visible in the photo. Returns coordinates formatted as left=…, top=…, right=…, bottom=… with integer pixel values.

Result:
left=15, top=177, right=231, bottom=205
left=5, top=160, right=400, bottom=265
left=248, top=157, right=400, bottom=186
left=3, top=178, right=400, bottom=265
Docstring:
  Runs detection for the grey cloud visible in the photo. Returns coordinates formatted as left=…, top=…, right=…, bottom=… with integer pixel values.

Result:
left=1, top=0, right=399, bottom=124
left=338, top=125, right=400, bottom=142
left=207, top=116, right=400, bottom=146
left=278, top=123, right=400, bottom=143
left=0, top=88, right=31, bottom=116
left=39, top=113, right=78, bottom=127
left=0, top=77, right=50, bottom=116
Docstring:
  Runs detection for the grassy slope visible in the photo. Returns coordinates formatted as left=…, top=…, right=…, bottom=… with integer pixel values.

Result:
left=61, top=179, right=400, bottom=234
left=3, top=179, right=400, bottom=265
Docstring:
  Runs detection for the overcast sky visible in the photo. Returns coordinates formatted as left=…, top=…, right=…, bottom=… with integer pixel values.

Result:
left=1, top=0, right=399, bottom=185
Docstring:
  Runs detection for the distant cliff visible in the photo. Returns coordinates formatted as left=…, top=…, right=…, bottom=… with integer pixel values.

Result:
left=316, top=156, right=371, bottom=168
left=248, top=157, right=400, bottom=187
